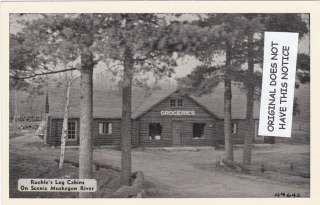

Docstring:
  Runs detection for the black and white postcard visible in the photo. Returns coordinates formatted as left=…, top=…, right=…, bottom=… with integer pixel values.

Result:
left=1, top=1, right=319, bottom=204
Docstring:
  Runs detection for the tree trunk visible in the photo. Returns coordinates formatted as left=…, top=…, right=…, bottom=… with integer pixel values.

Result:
left=79, top=46, right=94, bottom=198
left=120, top=47, right=133, bottom=186
left=224, top=44, right=233, bottom=161
left=12, top=89, right=18, bottom=134
left=243, top=32, right=255, bottom=165
left=43, top=90, right=49, bottom=144
left=59, top=79, right=72, bottom=169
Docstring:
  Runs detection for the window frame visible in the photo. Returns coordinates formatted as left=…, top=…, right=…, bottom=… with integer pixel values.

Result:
left=148, top=123, right=162, bottom=140
left=232, top=122, right=238, bottom=134
left=98, top=121, right=113, bottom=135
left=67, top=120, right=77, bottom=141
left=177, top=98, right=183, bottom=107
left=192, top=123, right=206, bottom=139
left=170, top=99, right=176, bottom=108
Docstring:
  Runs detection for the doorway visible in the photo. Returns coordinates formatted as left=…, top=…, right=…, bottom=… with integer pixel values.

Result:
left=172, top=121, right=183, bottom=146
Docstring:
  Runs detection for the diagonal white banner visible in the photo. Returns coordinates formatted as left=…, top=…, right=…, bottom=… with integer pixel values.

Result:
left=258, top=32, right=299, bottom=138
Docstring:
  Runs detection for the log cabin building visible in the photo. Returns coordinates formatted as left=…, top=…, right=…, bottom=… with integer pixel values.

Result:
left=45, top=84, right=269, bottom=147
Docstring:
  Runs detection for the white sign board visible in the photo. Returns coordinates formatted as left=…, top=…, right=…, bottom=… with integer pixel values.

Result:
left=258, top=32, right=299, bottom=138
left=18, top=178, right=97, bottom=192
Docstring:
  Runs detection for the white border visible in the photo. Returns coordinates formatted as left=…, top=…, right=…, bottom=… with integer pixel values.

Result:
left=1, top=1, right=319, bottom=205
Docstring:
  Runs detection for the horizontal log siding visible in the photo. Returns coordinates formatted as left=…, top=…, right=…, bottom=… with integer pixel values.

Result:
left=181, top=121, right=216, bottom=146
left=139, top=118, right=173, bottom=146
left=215, top=119, right=253, bottom=144
left=48, top=118, right=123, bottom=146
left=232, top=120, right=246, bottom=144
left=137, top=93, right=220, bottom=147
left=215, top=120, right=225, bottom=144
left=45, top=116, right=51, bottom=144
left=47, top=92, right=256, bottom=147
left=93, top=119, right=121, bottom=146
left=131, top=120, right=140, bottom=146
left=49, top=118, right=80, bottom=146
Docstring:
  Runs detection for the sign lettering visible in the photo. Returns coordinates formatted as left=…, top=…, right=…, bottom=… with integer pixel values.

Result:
left=160, top=110, right=196, bottom=116
left=258, top=32, right=299, bottom=138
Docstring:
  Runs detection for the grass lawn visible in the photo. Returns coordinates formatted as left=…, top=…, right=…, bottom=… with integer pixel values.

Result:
left=9, top=151, right=121, bottom=198
left=9, top=130, right=122, bottom=198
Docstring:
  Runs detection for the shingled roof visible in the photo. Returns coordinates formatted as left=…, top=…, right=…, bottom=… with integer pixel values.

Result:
left=48, top=81, right=261, bottom=120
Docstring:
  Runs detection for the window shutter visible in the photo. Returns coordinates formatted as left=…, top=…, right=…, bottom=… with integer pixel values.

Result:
left=99, top=123, right=103, bottom=134
left=108, top=123, right=112, bottom=134
left=232, top=123, right=238, bottom=134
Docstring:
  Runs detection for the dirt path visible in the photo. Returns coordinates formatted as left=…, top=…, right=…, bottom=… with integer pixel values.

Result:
left=10, top=135, right=310, bottom=197
left=94, top=148, right=309, bottom=197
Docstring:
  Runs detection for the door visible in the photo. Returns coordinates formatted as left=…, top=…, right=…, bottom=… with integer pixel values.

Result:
left=172, top=121, right=182, bottom=146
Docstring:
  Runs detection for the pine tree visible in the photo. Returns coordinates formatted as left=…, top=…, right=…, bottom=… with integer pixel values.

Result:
left=178, top=14, right=249, bottom=161
left=97, top=14, right=180, bottom=185
left=241, top=14, right=309, bottom=165
left=10, top=14, right=114, bottom=197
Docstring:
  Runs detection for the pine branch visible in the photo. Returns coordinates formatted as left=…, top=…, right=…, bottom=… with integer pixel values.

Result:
left=10, top=67, right=78, bottom=80
left=133, top=51, right=162, bottom=62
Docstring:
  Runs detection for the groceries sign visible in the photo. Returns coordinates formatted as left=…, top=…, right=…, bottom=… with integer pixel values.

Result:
left=160, top=110, right=196, bottom=116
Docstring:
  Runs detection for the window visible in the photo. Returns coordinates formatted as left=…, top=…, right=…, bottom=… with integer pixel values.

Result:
left=170, top=99, right=176, bottom=107
left=149, top=123, right=162, bottom=140
left=67, top=121, right=77, bottom=140
left=193, top=123, right=205, bottom=139
left=170, top=99, right=183, bottom=107
left=232, top=122, right=238, bottom=134
left=99, top=122, right=112, bottom=135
